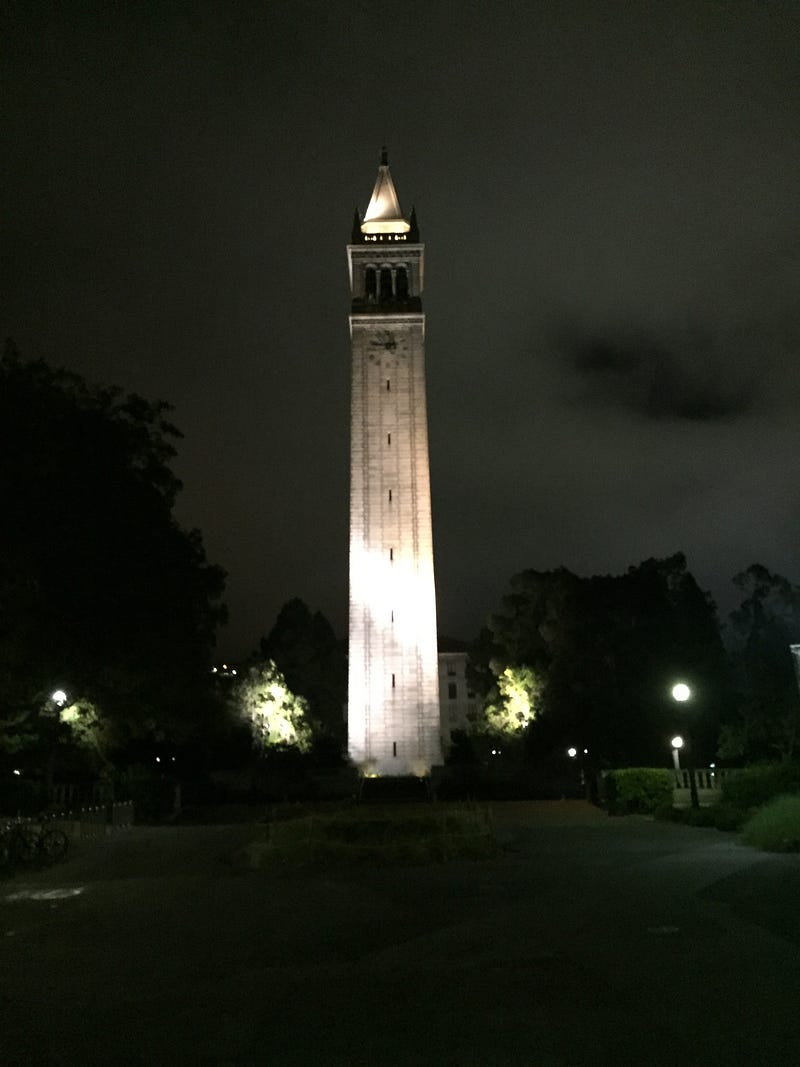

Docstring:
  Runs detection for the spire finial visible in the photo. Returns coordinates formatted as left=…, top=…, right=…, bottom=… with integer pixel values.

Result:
left=380, top=145, right=388, bottom=166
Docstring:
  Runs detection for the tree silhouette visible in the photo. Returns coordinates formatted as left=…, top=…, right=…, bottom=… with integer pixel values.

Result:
left=0, top=346, right=227, bottom=763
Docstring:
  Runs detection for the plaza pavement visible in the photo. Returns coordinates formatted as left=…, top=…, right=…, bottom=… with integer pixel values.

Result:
left=2, top=801, right=799, bottom=1065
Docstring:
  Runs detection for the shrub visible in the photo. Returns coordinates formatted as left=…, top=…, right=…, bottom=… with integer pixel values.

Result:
left=653, top=801, right=680, bottom=822
left=115, top=766, right=178, bottom=822
left=602, top=768, right=674, bottom=815
left=741, top=794, right=800, bottom=852
left=655, top=802, right=744, bottom=831
left=684, top=806, right=716, bottom=827
left=721, top=762, right=800, bottom=812
left=251, top=803, right=496, bottom=866
left=0, top=776, right=43, bottom=817
left=710, top=803, right=748, bottom=832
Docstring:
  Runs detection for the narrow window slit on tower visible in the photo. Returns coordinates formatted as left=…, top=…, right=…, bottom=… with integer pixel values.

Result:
left=391, top=610, right=394, bottom=623
left=391, top=673, right=396, bottom=689
left=389, top=547, right=394, bottom=561
left=386, top=379, right=390, bottom=391
left=387, top=433, right=391, bottom=445
left=393, top=742, right=397, bottom=757
left=388, top=489, right=392, bottom=502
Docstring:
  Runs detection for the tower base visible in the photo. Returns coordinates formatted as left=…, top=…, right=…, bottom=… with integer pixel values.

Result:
left=357, top=774, right=438, bottom=804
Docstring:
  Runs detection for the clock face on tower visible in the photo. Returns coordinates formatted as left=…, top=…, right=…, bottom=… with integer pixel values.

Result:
left=367, top=328, right=407, bottom=362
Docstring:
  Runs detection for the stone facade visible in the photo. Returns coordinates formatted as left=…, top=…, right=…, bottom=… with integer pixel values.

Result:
left=347, top=156, right=441, bottom=776
left=438, top=651, right=479, bottom=753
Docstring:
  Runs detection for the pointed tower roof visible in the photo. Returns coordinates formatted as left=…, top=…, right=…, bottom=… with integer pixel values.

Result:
left=360, top=147, right=411, bottom=235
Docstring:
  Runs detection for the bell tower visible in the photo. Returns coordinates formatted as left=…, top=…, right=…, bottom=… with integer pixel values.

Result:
left=347, top=149, right=442, bottom=777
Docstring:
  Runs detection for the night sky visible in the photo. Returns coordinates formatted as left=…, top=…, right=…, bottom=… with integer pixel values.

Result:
left=4, top=1, right=799, bottom=658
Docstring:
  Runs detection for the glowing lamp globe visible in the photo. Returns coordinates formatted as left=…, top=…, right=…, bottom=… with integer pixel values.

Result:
left=671, top=735, right=685, bottom=750
left=671, top=683, right=691, bottom=703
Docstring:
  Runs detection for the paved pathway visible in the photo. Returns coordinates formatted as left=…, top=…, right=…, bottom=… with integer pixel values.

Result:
left=2, top=802, right=799, bottom=1065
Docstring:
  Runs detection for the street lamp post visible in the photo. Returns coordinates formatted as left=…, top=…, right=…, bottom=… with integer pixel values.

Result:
left=567, top=745, right=595, bottom=802
left=670, top=735, right=684, bottom=776
left=671, top=683, right=699, bottom=810
left=45, top=689, right=69, bottom=801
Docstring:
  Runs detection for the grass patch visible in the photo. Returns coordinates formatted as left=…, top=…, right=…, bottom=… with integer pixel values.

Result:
left=243, top=802, right=497, bottom=867
left=741, top=794, right=800, bottom=852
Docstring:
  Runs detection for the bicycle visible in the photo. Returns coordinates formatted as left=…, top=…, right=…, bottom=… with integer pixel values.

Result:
left=0, top=816, right=69, bottom=872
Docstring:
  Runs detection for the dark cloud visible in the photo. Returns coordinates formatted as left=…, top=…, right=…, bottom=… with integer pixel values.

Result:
left=2, top=0, right=798, bottom=654
left=562, top=329, right=757, bottom=421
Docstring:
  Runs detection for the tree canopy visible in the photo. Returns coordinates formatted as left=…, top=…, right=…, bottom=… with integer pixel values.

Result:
left=473, top=554, right=731, bottom=767
left=0, top=347, right=227, bottom=762
left=257, top=598, right=346, bottom=758
left=720, top=564, right=800, bottom=761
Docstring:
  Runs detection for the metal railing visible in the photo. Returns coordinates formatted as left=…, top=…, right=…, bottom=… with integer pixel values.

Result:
left=45, top=801, right=134, bottom=839
left=673, top=767, right=728, bottom=808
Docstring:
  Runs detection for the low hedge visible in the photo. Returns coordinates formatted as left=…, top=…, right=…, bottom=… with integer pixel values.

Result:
left=602, top=768, right=674, bottom=815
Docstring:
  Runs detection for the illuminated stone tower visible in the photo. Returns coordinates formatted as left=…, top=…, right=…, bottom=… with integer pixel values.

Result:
left=347, top=149, right=442, bottom=777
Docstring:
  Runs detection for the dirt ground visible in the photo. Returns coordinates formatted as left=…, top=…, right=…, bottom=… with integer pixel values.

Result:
left=2, top=801, right=800, bottom=1065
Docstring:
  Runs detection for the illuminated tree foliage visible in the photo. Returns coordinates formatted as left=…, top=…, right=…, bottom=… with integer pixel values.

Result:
left=257, top=598, right=347, bottom=756
left=0, top=693, right=112, bottom=790
left=57, top=698, right=112, bottom=765
left=480, top=664, right=541, bottom=737
left=474, top=554, right=730, bottom=766
left=237, top=661, right=312, bottom=753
